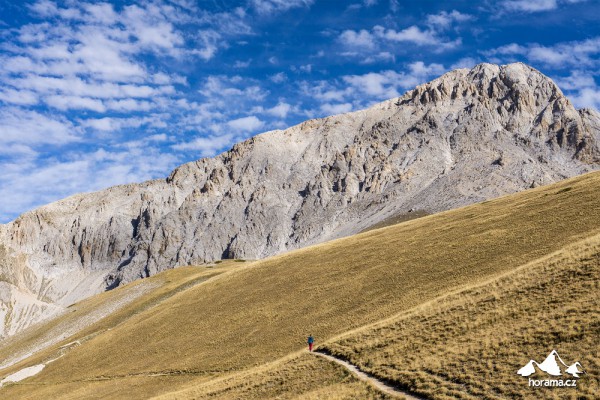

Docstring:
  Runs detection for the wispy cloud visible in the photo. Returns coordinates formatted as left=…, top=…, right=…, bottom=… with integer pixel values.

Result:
left=302, top=62, right=447, bottom=116
left=227, top=115, right=265, bottom=132
left=320, top=102, right=353, bottom=115
left=337, top=9, right=470, bottom=60
left=0, top=0, right=597, bottom=223
left=502, top=0, right=558, bottom=12
left=500, top=0, right=589, bottom=13
left=343, top=62, right=446, bottom=98
left=374, top=25, right=441, bottom=46
left=339, top=29, right=377, bottom=49
left=0, top=1, right=259, bottom=221
left=0, top=107, right=79, bottom=145
left=485, top=37, right=600, bottom=68
left=0, top=144, right=179, bottom=222
left=250, top=0, right=314, bottom=15
left=426, top=10, right=473, bottom=29
left=171, top=134, right=237, bottom=156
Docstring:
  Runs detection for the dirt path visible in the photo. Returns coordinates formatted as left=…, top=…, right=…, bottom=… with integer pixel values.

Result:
left=312, top=351, right=424, bottom=400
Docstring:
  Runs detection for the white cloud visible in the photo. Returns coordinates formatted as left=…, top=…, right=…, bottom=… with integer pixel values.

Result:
left=199, top=75, right=268, bottom=102
left=343, top=71, right=402, bottom=98
left=304, top=62, right=448, bottom=113
left=171, top=134, right=236, bottom=156
left=553, top=70, right=600, bottom=110
left=82, top=3, right=118, bottom=24
left=45, top=95, right=106, bottom=112
left=502, top=0, right=558, bottom=12
left=570, top=88, right=600, bottom=110
left=0, top=88, right=38, bottom=105
left=80, top=116, right=165, bottom=132
left=320, top=103, right=353, bottom=115
left=362, top=51, right=395, bottom=64
left=527, top=46, right=571, bottom=65
left=0, top=1, right=198, bottom=120
left=122, top=5, right=184, bottom=52
left=234, top=60, right=252, bottom=68
left=303, top=81, right=353, bottom=102
left=487, top=43, right=527, bottom=56
left=266, top=102, right=292, bottom=118
left=0, top=0, right=255, bottom=121
left=0, top=144, right=38, bottom=158
left=0, top=108, right=79, bottom=145
left=485, top=37, right=600, bottom=68
left=9, top=75, right=172, bottom=100
left=105, top=99, right=154, bottom=112
left=192, top=30, right=220, bottom=61
left=451, top=57, right=479, bottom=70
left=339, top=29, right=376, bottom=49
left=147, top=133, right=168, bottom=142
left=227, top=116, right=265, bottom=132
left=426, top=10, right=473, bottom=30
left=338, top=13, right=467, bottom=60
left=375, top=25, right=442, bottom=46
left=343, top=63, right=446, bottom=99
left=81, top=117, right=118, bottom=132
left=251, top=0, right=314, bottom=15
left=270, top=72, right=287, bottom=83
left=406, top=61, right=446, bottom=78
left=500, top=0, right=589, bottom=12
left=189, top=8, right=251, bottom=60
left=554, top=71, right=597, bottom=91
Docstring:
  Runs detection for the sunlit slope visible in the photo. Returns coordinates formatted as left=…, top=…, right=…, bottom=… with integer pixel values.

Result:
left=0, top=265, right=228, bottom=378
left=2, top=171, right=600, bottom=399
left=155, top=352, right=392, bottom=400
left=321, top=233, right=600, bottom=400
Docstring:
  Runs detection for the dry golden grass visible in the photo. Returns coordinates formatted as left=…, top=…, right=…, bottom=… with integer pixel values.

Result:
left=0, top=264, right=233, bottom=378
left=1, top=171, right=600, bottom=399
left=322, top=235, right=600, bottom=399
left=153, top=352, right=392, bottom=400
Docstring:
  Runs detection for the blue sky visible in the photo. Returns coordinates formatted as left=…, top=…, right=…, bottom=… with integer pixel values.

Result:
left=0, top=0, right=599, bottom=222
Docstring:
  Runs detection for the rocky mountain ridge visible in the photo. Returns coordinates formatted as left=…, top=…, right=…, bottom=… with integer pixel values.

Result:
left=1, top=62, right=599, bottom=338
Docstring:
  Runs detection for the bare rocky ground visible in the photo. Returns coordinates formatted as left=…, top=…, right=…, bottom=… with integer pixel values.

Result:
left=1, top=62, right=599, bottom=338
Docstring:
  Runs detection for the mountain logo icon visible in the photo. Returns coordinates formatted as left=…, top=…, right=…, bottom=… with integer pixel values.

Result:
left=517, top=350, right=585, bottom=378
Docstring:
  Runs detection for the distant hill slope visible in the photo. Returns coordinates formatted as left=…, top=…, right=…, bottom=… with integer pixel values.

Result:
left=0, top=171, right=599, bottom=399
left=1, top=62, right=600, bottom=338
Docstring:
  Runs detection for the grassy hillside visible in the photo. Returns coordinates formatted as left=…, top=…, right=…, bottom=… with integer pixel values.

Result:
left=155, top=352, right=392, bottom=400
left=1, top=171, right=600, bottom=399
left=0, top=264, right=235, bottom=377
left=321, top=234, right=600, bottom=399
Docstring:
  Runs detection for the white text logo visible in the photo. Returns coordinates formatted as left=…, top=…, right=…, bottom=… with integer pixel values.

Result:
left=517, top=349, right=585, bottom=387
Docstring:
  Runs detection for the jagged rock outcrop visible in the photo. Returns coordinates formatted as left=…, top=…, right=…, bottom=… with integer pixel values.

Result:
left=1, top=62, right=599, bottom=338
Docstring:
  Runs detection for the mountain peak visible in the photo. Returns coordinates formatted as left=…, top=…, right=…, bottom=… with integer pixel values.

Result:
left=397, top=62, right=565, bottom=113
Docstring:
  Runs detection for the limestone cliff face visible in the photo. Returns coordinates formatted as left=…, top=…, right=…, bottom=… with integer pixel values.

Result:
left=1, top=63, right=599, bottom=338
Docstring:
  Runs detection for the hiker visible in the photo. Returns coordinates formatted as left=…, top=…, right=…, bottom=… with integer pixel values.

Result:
left=307, top=334, right=314, bottom=351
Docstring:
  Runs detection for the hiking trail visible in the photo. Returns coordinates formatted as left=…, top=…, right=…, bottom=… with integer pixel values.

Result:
left=312, top=350, right=424, bottom=400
